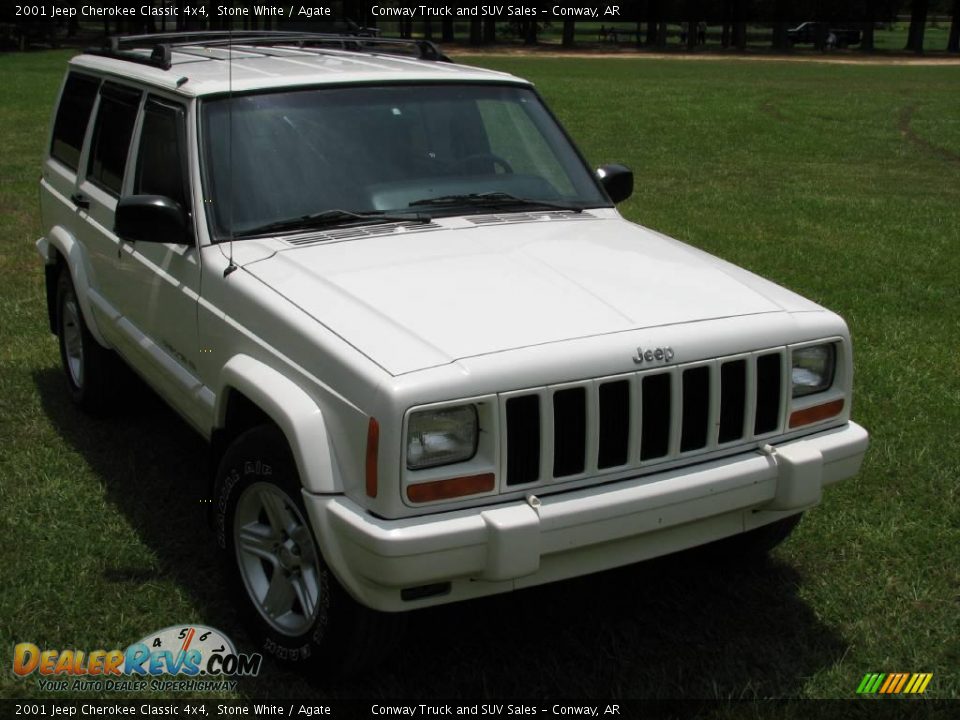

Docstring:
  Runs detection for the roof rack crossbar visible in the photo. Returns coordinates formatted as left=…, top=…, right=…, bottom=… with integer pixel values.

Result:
left=84, top=31, right=451, bottom=70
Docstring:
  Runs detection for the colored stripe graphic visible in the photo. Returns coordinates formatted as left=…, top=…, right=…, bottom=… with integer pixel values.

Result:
left=857, top=672, right=932, bottom=695
left=863, top=673, right=886, bottom=695
left=878, top=674, right=896, bottom=694
left=893, top=673, right=909, bottom=693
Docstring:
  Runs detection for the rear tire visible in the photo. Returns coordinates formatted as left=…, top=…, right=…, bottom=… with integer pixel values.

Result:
left=214, top=424, right=404, bottom=675
left=56, top=267, right=116, bottom=414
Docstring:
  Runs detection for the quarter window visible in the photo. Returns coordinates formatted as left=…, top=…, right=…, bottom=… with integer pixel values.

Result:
left=50, top=72, right=100, bottom=171
left=87, top=83, right=141, bottom=195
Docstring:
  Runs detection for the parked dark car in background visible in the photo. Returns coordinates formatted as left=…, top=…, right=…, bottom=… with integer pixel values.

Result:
left=787, top=22, right=861, bottom=48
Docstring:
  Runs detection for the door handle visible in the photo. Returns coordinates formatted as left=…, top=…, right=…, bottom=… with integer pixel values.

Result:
left=70, top=193, right=89, bottom=209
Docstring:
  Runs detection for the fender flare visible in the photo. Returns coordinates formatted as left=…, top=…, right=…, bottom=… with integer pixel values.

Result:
left=216, top=354, right=342, bottom=494
left=38, top=228, right=109, bottom=347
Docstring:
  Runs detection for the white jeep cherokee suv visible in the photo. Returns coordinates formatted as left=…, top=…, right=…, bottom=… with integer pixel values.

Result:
left=38, top=31, right=868, bottom=670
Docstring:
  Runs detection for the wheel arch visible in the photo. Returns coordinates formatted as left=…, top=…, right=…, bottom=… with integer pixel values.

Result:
left=213, top=355, right=342, bottom=497
left=38, top=229, right=109, bottom=346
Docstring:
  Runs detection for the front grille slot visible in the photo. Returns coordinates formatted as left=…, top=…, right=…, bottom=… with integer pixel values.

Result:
left=754, top=353, right=782, bottom=435
left=553, top=388, right=587, bottom=478
left=680, top=366, right=710, bottom=452
left=501, top=348, right=787, bottom=494
left=719, top=360, right=747, bottom=443
left=598, top=380, right=630, bottom=469
left=640, top=373, right=671, bottom=460
left=506, top=395, right=540, bottom=485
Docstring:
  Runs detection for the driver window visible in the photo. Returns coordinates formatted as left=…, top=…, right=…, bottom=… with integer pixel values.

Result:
left=134, top=98, right=189, bottom=213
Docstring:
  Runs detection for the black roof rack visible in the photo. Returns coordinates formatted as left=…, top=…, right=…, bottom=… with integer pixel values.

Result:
left=83, top=31, right=452, bottom=71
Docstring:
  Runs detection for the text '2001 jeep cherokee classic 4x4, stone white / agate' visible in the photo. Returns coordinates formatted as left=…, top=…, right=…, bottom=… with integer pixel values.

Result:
left=38, top=32, right=868, bottom=670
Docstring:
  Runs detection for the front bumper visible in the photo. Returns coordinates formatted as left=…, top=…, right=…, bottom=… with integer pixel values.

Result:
left=304, top=421, right=868, bottom=611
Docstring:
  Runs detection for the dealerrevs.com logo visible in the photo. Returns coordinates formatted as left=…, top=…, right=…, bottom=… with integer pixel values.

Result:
left=13, top=625, right=263, bottom=692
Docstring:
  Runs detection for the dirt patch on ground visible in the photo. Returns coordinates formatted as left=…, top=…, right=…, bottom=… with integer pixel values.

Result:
left=452, top=46, right=960, bottom=66
left=759, top=98, right=788, bottom=122
left=898, top=104, right=960, bottom=165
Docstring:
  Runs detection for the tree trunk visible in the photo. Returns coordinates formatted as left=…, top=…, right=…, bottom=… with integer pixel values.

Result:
left=646, top=0, right=659, bottom=46
left=657, top=21, right=667, bottom=48
left=861, top=23, right=874, bottom=52
left=772, top=22, right=789, bottom=50
left=523, top=20, right=538, bottom=45
left=562, top=21, right=575, bottom=47
left=720, top=0, right=731, bottom=47
left=771, top=0, right=789, bottom=51
left=905, top=0, right=929, bottom=53
left=861, top=0, right=875, bottom=53
left=948, top=0, right=960, bottom=52
left=424, top=21, right=433, bottom=40
left=483, top=20, right=496, bottom=43
left=813, top=21, right=828, bottom=51
left=442, top=20, right=454, bottom=42
left=733, top=22, right=746, bottom=50
left=469, top=21, right=482, bottom=46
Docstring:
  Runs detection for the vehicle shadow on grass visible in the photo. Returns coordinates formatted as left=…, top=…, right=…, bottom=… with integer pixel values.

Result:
left=36, top=367, right=846, bottom=700
left=326, top=555, right=847, bottom=700
left=33, top=366, right=245, bottom=638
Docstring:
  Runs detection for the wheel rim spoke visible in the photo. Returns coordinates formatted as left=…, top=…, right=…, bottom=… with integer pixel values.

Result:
left=261, top=570, right=295, bottom=618
left=260, top=491, right=293, bottom=536
left=290, top=569, right=318, bottom=618
left=237, top=524, right=279, bottom=564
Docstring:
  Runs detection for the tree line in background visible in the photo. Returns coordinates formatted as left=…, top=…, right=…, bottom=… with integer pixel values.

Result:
left=3, top=1, right=959, bottom=53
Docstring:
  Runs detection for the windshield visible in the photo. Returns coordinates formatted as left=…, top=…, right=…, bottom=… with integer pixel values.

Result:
left=200, top=83, right=609, bottom=238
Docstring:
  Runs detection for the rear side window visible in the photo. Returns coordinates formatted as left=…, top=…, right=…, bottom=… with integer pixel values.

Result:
left=87, top=83, right=142, bottom=195
left=50, top=72, right=100, bottom=171
left=134, top=98, right=189, bottom=212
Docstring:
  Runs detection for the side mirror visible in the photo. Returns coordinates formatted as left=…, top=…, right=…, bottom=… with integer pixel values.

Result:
left=596, top=164, right=634, bottom=204
left=115, top=195, right=190, bottom=245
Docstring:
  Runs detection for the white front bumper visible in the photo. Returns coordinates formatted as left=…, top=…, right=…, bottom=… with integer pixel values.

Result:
left=304, top=421, right=868, bottom=611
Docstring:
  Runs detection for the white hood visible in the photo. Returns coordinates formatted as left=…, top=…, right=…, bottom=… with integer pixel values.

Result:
left=243, top=215, right=819, bottom=375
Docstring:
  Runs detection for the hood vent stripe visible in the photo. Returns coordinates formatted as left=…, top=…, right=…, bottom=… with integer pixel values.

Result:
left=285, top=221, right=443, bottom=246
left=467, top=210, right=594, bottom=226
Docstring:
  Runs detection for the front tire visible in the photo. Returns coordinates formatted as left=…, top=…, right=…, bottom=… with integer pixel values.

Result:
left=215, top=424, right=403, bottom=674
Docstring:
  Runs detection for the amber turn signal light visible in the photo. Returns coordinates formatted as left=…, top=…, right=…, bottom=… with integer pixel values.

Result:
left=789, top=399, right=844, bottom=428
left=407, top=473, right=495, bottom=503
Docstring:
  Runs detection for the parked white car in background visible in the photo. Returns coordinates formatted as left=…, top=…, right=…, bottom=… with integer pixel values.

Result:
left=38, top=31, right=868, bottom=671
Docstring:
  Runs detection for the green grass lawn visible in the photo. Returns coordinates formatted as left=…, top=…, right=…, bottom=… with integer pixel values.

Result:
left=1, top=50, right=958, bottom=705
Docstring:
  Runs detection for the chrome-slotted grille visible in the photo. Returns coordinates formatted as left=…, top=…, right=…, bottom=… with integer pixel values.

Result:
left=502, top=349, right=786, bottom=488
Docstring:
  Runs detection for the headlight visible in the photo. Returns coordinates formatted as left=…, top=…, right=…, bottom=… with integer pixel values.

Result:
left=791, top=344, right=836, bottom=397
left=406, top=405, right=478, bottom=469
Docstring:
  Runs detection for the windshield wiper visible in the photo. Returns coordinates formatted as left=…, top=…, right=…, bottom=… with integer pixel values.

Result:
left=233, top=209, right=431, bottom=238
left=408, top=192, right=583, bottom=213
